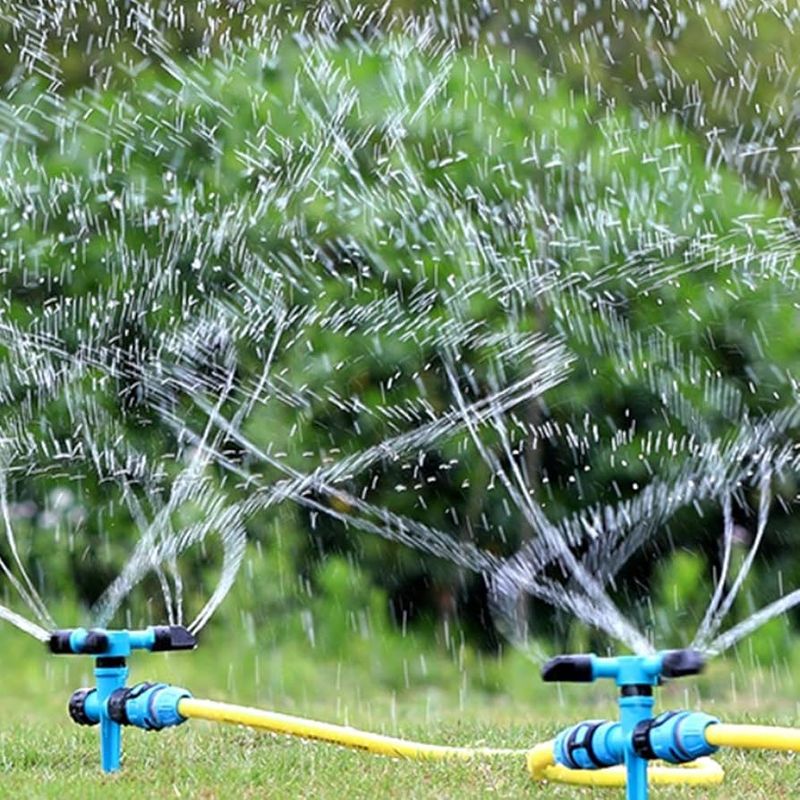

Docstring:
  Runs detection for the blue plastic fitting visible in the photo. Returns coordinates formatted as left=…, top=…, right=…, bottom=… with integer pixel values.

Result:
left=553, top=720, right=624, bottom=769
left=552, top=711, right=719, bottom=774
left=49, top=625, right=197, bottom=772
left=111, top=682, right=192, bottom=730
left=634, top=711, right=719, bottom=764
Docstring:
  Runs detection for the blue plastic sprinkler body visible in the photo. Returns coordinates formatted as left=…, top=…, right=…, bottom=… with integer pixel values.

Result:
left=48, top=626, right=196, bottom=772
left=541, top=650, right=719, bottom=800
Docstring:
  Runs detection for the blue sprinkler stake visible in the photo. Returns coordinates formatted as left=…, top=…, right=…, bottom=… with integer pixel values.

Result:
left=48, top=626, right=196, bottom=772
left=541, top=649, right=719, bottom=800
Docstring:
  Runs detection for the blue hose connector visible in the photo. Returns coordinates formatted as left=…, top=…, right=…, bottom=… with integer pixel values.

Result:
left=108, top=682, right=192, bottom=730
left=553, top=720, right=624, bottom=769
left=632, top=711, right=719, bottom=764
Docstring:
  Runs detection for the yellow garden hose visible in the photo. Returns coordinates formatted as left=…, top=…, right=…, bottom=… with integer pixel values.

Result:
left=527, top=741, right=724, bottom=787
left=177, top=697, right=525, bottom=760
left=705, top=723, right=800, bottom=751
left=177, top=698, right=800, bottom=792
left=177, top=696, right=720, bottom=789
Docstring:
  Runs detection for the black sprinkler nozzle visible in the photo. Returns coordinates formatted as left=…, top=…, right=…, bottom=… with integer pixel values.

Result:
left=661, top=649, right=704, bottom=679
left=150, top=625, right=197, bottom=652
left=541, top=655, right=594, bottom=683
left=49, top=630, right=73, bottom=654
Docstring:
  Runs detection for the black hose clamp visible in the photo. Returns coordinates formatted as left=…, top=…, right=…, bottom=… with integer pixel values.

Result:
left=108, top=682, right=157, bottom=726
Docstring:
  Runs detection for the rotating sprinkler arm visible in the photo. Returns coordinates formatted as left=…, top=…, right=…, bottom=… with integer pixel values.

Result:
left=49, top=624, right=196, bottom=656
left=541, top=649, right=705, bottom=686
left=48, top=626, right=197, bottom=772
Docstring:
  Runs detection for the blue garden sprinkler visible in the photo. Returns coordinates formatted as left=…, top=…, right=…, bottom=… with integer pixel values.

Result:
left=42, top=632, right=800, bottom=790
left=540, top=649, right=719, bottom=800
left=48, top=626, right=196, bottom=772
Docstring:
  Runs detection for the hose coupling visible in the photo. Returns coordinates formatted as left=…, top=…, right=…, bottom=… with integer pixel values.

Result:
left=107, top=682, right=192, bottom=731
left=553, top=720, right=624, bottom=770
left=632, top=711, right=719, bottom=763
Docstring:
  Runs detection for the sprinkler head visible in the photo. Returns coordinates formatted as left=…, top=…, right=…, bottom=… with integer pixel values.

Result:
left=47, top=626, right=197, bottom=772
left=540, top=649, right=711, bottom=800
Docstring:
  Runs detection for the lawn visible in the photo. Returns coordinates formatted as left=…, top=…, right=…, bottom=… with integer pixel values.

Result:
left=3, top=717, right=800, bottom=799
left=1, top=626, right=799, bottom=798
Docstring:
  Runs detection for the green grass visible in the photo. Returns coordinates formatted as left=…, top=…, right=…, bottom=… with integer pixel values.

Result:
left=2, top=625, right=800, bottom=798
left=3, top=717, right=800, bottom=799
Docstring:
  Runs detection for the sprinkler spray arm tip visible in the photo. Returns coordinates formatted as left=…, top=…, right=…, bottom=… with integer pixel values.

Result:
left=151, top=625, right=197, bottom=651
left=541, top=654, right=593, bottom=683
left=661, top=649, right=704, bottom=678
